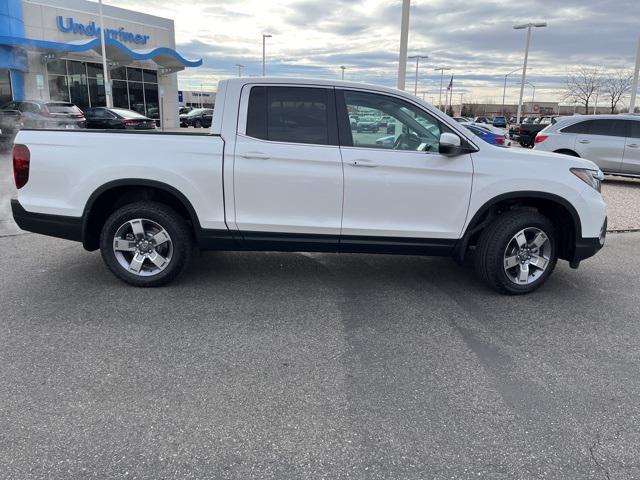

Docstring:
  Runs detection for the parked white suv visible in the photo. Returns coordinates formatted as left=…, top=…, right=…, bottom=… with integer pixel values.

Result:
left=534, top=114, right=640, bottom=177
left=11, top=78, right=607, bottom=294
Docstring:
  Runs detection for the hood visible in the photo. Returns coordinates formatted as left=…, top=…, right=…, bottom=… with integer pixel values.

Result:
left=508, top=146, right=600, bottom=172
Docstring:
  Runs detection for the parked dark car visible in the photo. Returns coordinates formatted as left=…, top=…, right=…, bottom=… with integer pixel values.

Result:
left=180, top=108, right=213, bottom=128
left=83, top=107, right=157, bottom=130
left=0, top=109, right=22, bottom=151
left=474, top=116, right=490, bottom=124
left=516, top=116, right=560, bottom=148
left=1, top=100, right=85, bottom=129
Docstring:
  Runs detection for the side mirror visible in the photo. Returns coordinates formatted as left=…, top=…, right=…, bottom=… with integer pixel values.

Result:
left=438, top=132, right=462, bottom=155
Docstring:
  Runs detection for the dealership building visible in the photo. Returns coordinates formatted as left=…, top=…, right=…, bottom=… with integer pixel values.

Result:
left=0, top=0, right=202, bottom=127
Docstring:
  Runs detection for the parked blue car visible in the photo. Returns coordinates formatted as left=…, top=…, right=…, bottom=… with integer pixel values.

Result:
left=463, top=124, right=507, bottom=146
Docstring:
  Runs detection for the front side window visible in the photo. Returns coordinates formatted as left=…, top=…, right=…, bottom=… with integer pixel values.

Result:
left=629, top=121, right=640, bottom=139
left=246, top=86, right=333, bottom=145
left=342, top=90, right=444, bottom=152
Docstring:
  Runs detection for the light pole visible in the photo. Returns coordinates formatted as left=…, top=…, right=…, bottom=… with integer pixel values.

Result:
left=629, top=35, right=640, bottom=113
left=262, top=34, right=272, bottom=76
left=397, top=0, right=410, bottom=90
left=340, top=65, right=346, bottom=80
left=97, top=0, right=112, bottom=107
left=434, top=67, right=451, bottom=111
left=526, top=81, right=536, bottom=105
left=501, top=67, right=521, bottom=115
left=459, top=93, right=464, bottom=116
left=408, top=55, right=428, bottom=96
left=235, top=64, right=245, bottom=77
left=513, top=22, right=547, bottom=124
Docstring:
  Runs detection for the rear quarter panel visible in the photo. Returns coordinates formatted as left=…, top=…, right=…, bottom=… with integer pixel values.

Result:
left=14, top=130, right=226, bottom=230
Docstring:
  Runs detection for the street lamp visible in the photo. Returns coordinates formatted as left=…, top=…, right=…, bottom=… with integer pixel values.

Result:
left=235, top=64, right=245, bottom=77
left=434, top=67, right=451, bottom=111
left=340, top=65, right=346, bottom=80
left=501, top=67, right=521, bottom=115
left=262, top=34, right=272, bottom=76
left=526, top=81, right=536, bottom=105
left=513, top=22, right=547, bottom=124
left=408, top=55, right=428, bottom=96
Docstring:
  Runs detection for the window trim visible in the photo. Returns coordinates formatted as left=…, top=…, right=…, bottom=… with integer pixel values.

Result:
left=239, top=84, right=339, bottom=147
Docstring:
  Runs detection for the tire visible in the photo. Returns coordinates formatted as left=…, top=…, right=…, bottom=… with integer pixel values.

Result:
left=99, top=201, right=193, bottom=287
left=554, top=149, right=580, bottom=157
left=474, top=210, right=557, bottom=295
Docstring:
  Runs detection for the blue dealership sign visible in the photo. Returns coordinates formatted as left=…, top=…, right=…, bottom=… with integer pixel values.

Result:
left=56, top=16, right=150, bottom=45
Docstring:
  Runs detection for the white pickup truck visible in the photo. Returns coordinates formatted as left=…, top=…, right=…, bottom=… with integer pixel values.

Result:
left=11, top=78, right=607, bottom=294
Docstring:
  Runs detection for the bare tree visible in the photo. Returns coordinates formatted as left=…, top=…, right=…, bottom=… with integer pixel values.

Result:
left=564, top=67, right=602, bottom=114
left=602, top=70, right=633, bottom=113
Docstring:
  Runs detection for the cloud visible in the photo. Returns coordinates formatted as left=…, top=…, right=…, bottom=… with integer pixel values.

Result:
left=106, top=0, right=640, bottom=102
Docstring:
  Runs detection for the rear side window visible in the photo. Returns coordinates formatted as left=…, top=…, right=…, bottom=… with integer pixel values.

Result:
left=246, top=86, right=335, bottom=145
left=629, top=121, right=640, bottom=139
left=562, top=119, right=626, bottom=136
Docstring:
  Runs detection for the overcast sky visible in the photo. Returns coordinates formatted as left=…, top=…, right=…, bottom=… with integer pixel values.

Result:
left=108, top=0, right=639, bottom=104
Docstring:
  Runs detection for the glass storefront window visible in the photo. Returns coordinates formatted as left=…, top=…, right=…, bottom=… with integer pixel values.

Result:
left=0, top=70, right=12, bottom=106
left=86, top=63, right=104, bottom=79
left=44, top=60, right=159, bottom=114
left=128, top=81, right=145, bottom=114
left=112, top=80, right=129, bottom=109
left=48, top=75, right=70, bottom=102
left=144, top=83, right=159, bottom=119
left=143, top=69, right=157, bottom=83
left=111, top=67, right=127, bottom=80
left=127, top=68, right=143, bottom=82
left=47, top=60, right=67, bottom=76
left=88, top=77, right=106, bottom=108
left=68, top=73, right=89, bottom=109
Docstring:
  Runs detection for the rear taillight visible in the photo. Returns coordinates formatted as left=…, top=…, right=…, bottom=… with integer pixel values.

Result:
left=495, top=136, right=504, bottom=144
left=123, top=120, right=138, bottom=125
left=535, top=134, right=548, bottom=144
left=13, top=144, right=30, bottom=189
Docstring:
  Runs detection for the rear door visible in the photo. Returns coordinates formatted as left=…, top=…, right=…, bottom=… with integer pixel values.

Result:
left=572, top=119, right=626, bottom=171
left=622, top=119, right=640, bottom=174
left=232, top=85, right=343, bottom=246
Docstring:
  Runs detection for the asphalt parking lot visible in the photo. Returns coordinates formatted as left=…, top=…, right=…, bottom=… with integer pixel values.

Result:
left=1, top=152, right=640, bottom=479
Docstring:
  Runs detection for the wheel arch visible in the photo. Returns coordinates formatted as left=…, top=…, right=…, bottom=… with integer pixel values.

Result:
left=81, top=179, right=202, bottom=251
left=553, top=149, right=580, bottom=157
left=456, top=191, right=582, bottom=263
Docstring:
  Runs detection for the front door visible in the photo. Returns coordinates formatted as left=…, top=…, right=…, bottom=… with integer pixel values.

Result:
left=337, top=89, right=473, bottom=250
left=232, top=85, right=343, bottom=247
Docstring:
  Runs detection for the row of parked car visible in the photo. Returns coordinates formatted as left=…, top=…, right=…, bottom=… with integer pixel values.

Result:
left=178, top=107, right=214, bottom=128
left=0, top=100, right=158, bottom=143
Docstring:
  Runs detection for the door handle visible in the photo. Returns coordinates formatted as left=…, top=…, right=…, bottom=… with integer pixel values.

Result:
left=349, top=159, right=378, bottom=167
left=239, top=152, right=270, bottom=160
left=627, top=143, right=639, bottom=148
left=578, top=139, right=590, bottom=144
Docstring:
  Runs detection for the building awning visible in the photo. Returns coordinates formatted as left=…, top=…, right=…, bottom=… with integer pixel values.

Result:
left=0, top=35, right=202, bottom=72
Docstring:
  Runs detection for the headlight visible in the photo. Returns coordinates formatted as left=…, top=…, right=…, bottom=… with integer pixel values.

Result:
left=571, top=168, right=603, bottom=193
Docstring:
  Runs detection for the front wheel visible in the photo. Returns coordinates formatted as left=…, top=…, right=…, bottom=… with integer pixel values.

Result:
left=100, top=201, right=193, bottom=287
left=474, top=211, right=557, bottom=294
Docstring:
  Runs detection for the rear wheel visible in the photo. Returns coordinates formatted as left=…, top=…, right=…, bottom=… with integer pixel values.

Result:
left=474, top=211, right=557, bottom=294
left=99, top=201, right=193, bottom=287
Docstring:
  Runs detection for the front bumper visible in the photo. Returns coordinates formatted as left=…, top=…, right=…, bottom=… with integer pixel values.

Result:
left=11, top=199, right=82, bottom=242
left=570, top=217, right=607, bottom=267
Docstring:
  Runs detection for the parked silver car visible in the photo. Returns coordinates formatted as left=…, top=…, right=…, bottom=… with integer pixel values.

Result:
left=534, top=114, right=640, bottom=177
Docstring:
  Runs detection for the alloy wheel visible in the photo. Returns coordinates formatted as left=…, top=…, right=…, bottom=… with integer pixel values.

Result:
left=112, top=218, right=173, bottom=276
left=503, top=227, right=552, bottom=285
